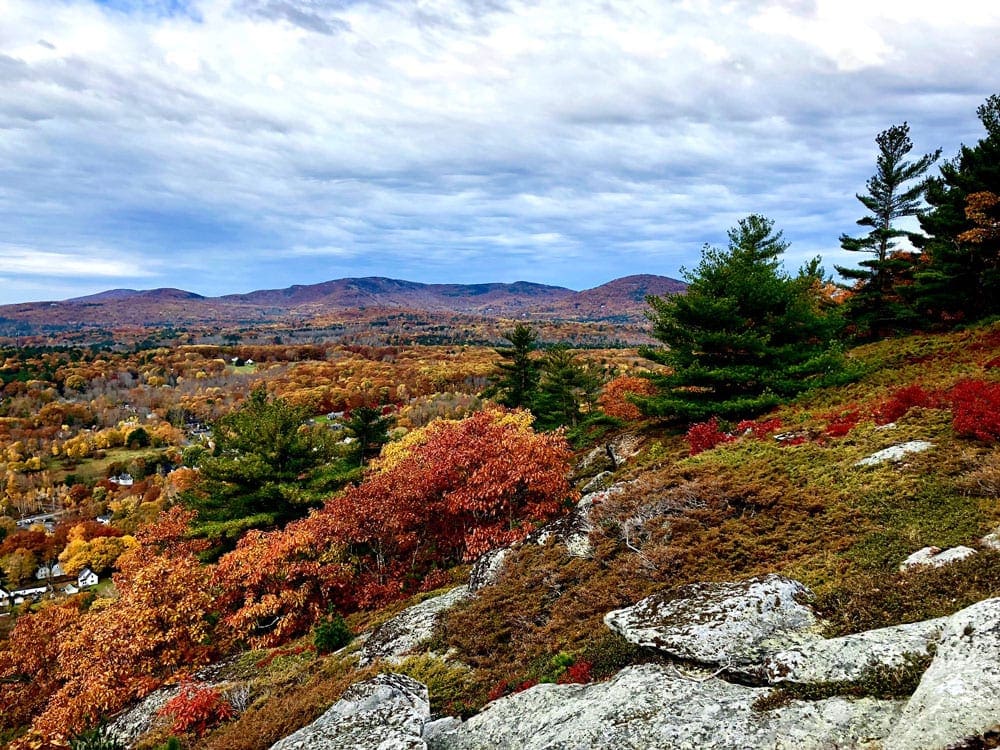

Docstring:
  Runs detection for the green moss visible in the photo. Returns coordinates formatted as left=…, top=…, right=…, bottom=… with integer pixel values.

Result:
left=752, top=652, right=933, bottom=712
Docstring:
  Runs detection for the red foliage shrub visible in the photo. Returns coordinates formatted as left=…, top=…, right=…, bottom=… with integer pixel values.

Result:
left=514, top=678, right=538, bottom=693
left=486, top=680, right=509, bottom=702
left=951, top=380, right=1000, bottom=443
left=874, top=384, right=935, bottom=425
left=735, top=418, right=783, bottom=440
left=557, top=660, right=593, bottom=684
left=215, top=408, right=575, bottom=646
left=824, top=410, right=860, bottom=437
left=159, top=681, right=236, bottom=736
left=685, top=418, right=734, bottom=456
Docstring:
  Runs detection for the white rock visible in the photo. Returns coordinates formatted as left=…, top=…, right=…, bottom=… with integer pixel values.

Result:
left=106, top=685, right=177, bottom=746
left=750, top=617, right=946, bottom=686
left=527, top=484, right=627, bottom=559
left=899, top=545, right=976, bottom=572
left=270, top=673, right=429, bottom=750
left=605, top=575, right=823, bottom=667
left=580, top=471, right=614, bottom=495
left=426, top=663, right=901, bottom=750
left=885, top=598, right=1000, bottom=750
left=468, top=548, right=512, bottom=592
left=855, top=441, right=934, bottom=467
left=980, top=529, right=1000, bottom=551
left=359, top=587, right=470, bottom=667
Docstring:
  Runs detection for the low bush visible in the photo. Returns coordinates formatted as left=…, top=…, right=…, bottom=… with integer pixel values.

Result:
left=952, top=380, right=1000, bottom=443
left=158, top=681, right=235, bottom=736
left=313, top=613, right=353, bottom=655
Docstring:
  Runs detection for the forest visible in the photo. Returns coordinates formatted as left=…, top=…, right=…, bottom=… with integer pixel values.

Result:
left=0, top=94, right=997, bottom=750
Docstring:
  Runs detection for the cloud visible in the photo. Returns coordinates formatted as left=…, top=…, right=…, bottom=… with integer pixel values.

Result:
left=0, top=246, right=159, bottom=278
left=0, top=0, right=997, bottom=303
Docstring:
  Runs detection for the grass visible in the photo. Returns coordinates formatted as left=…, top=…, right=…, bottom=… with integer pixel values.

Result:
left=53, top=448, right=170, bottom=485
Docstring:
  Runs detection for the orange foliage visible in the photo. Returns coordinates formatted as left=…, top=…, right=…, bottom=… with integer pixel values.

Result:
left=959, top=191, right=1000, bottom=244
left=8, top=509, right=218, bottom=740
left=215, top=408, right=575, bottom=645
left=598, top=375, right=657, bottom=421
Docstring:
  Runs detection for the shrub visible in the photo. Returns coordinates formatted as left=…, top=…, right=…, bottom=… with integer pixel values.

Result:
left=313, top=614, right=353, bottom=655
left=598, top=376, right=657, bottom=421
left=70, top=724, right=124, bottom=750
left=874, top=384, right=935, bottom=424
left=951, top=380, right=1000, bottom=443
left=823, top=409, right=860, bottom=437
left=158, top=681, right=235, bottom=736
left=685, top=418, right=734, bottom=455
left=557, top=660, right=593, bottom=684
left=735, top=418, right=783, bottom=440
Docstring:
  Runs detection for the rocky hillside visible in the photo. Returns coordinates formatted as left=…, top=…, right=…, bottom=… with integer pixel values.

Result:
left=40, top=324, right=1000, bottom=749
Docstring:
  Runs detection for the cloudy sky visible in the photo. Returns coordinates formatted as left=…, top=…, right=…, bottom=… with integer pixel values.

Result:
left=1, top=0, right=998, bottom=303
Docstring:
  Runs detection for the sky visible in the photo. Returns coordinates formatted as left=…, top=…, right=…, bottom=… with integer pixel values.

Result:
left=1, top=0, right=998, bottom=304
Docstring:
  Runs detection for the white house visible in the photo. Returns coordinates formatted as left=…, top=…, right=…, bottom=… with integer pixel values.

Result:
left=35, top=562, right=64, bottom=580
left=109, top=473, right=134, bottom=487
left=10, top=582, right=49, bottom=605
left=78, top=567, right=99, bottom=588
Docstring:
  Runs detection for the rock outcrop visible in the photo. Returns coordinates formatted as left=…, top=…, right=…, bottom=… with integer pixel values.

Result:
left=749, top=617, right=946, bottom=686
left=359, top=586, right=470, bottom=666
left=899, top=545, right=977, bottom=571
left=468, top=548, right=512, bottom=592
left=270, top=673, right=429, bottom=750
left=425, top=663, right=902, bottom=750
left=855, top=441, right=934, bottom=467
left=885, top=598, right=1000, bottom=750
left=527, top=482, right=627, bottom=559
left=604, top=574, right=822, bottom=667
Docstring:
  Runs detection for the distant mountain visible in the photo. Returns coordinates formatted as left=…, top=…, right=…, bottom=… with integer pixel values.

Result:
left=222, top=277, right=574, bottom=313
left=0, top=275, right=685, bottom=339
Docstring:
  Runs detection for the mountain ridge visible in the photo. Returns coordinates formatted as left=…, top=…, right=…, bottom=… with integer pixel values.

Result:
left=0, top=274, right=686, bottom=335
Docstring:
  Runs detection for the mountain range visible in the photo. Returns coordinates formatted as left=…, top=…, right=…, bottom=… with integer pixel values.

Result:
left=0, top=275, right=686, bottom=335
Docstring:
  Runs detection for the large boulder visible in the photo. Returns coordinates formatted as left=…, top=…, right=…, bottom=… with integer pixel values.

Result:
left=425, top=663, right=901, bottom=750
left=884, top=598, right=1000, bottom=750
left=359, top=586, right=470, bottom=667
left=270, top=673, right=429, bottom=750
left=748, top=617, right=946, bottom=686
left=604, top=575, right=823, bottom=667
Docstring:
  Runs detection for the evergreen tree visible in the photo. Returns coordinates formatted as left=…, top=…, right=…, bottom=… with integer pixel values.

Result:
left=914, top=94, right=1000, bottom=324
left=491, top=323, right=540, bottom=409
left=185, top=387, right=345, bottom=530
left=836, top=122, right=940, bottom=338
left=640, top=215, right=843, bottom=422
left=532, top=345, right=599, bottom=430
left=343, top=405, right=393, bottom=467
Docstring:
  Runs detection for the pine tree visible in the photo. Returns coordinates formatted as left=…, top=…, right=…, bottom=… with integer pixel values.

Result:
left=640, top=215, right=843, bottom=422
left=836, top=122, right=940, bottom=338
left=913, top=94, right=1000, bottom=324
left=344, top=405, right=393, bottom=467
left=491, top=323, right=540, bottom=409
left=532, top=345, right=599, bottom=430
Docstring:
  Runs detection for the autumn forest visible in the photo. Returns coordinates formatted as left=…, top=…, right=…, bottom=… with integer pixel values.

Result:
left=0, top=94, right=999, bottom=750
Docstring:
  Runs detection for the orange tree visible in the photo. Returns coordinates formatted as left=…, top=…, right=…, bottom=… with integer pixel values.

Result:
left=214, top=408, right=575, bottom=646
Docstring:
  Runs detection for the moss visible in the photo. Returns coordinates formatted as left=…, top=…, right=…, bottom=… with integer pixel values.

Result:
left=388, top=654, right=476, bottom=718
left=752, top=652, right=933, bottom=712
